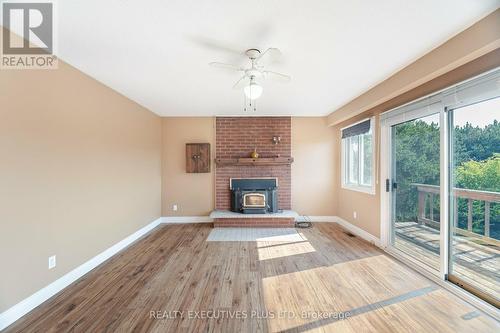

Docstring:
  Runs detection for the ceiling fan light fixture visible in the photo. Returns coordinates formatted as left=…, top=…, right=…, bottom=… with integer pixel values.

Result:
left=244, top=82, right=263, bottom=100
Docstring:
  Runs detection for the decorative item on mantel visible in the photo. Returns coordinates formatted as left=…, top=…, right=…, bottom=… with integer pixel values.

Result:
left=215, top=156, right=294, bottom=167
left=250, top=148, right=259, bottom=159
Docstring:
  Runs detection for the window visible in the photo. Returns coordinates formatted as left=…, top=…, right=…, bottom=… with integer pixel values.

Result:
left=342, top=118, right=374, bottom=194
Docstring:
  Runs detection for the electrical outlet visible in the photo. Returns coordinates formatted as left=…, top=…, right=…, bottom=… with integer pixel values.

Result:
left=353, top=211, right=357, bottom=219
left=48, top=255, right=56, bottom=269
left=172, top=204, right=178, bottom=211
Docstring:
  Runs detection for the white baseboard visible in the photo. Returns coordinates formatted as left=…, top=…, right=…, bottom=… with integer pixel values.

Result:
left=161, top=216, right=213, bottom=223
left=296, top=215, right=337, bottom=222
left=0, top=217, right=162, bottom=331
left=331, top=216, right=381, bottom=246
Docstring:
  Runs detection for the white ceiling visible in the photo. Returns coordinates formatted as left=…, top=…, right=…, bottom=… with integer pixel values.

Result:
left=57, top=0, right=499, bottom=117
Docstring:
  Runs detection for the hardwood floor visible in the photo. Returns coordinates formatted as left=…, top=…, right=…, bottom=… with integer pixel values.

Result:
left=5, top=223, right=499, bottom=332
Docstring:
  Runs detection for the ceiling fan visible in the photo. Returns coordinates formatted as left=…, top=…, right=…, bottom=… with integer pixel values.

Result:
left=209, top=48, right=291, bottom=100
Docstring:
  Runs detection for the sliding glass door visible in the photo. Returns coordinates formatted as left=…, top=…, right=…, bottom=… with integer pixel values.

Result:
left=448, top=97, right=500, bottom=306
left=391, top=112, right=441, bottom=272
left=381, top=68, right=500, bottom=307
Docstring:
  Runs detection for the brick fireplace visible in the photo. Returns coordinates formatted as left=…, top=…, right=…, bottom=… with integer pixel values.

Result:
left=214, top=116, right=294, bottom=227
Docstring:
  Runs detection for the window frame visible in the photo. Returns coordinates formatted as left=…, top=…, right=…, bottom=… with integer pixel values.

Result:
left=341, top=117, right=376, bottom=195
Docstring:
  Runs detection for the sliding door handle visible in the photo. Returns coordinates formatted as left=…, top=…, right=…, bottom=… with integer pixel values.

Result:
left=385, top=179, right=398, bottom=192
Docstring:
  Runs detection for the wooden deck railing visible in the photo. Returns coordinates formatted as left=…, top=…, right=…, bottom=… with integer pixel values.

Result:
left=414, top=183, right=499, bottom=245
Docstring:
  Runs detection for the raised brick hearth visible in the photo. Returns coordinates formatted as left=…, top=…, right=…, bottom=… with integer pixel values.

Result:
left=213, top=217, right=295, bottom=228
left=210, top=210, right=298, bottom=228
left=215, top=117, right=291, bottom=210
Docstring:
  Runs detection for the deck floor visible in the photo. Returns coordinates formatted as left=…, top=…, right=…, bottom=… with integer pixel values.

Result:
left=395, top=222, right=499, bottom=301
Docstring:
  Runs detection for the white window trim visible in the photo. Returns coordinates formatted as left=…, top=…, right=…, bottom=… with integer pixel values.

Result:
left=341, top=117, right=376, bottom=195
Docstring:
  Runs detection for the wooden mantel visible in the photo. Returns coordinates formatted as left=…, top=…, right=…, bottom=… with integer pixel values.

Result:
left=215, top=157, right=294, bottom=167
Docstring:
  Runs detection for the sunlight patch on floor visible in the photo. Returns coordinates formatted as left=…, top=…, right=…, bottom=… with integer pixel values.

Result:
left=206, top=227, right=306, bottom=242
left=261, top=254, right=434, bottom=332
left=257, top=241, right=316, bottom=261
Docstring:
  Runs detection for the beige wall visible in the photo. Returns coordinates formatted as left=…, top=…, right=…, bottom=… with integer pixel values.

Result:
left=292, top=117, right=337, bottom=216
left=161, top=117, right=215, bottom=216
left=160, top=116, right=337, bottom=217
left=0, top=59, right=162, bottom=311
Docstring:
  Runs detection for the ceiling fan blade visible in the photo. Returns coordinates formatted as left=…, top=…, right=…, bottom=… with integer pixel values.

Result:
left=258, top=47, right=282, bottom=60
left=209, top=62, right=244, bottom=71
left=264, top=70, right=291, bottom=82
left=257, top=48, right=283, bottom=64
left=232, top=75, right=249, bottom=89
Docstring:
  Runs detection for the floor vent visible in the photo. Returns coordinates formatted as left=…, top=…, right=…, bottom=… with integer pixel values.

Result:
left=344, top=231, right=356, bottom=237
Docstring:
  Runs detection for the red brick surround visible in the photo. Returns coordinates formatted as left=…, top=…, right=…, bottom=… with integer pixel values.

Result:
left=213, top=218, right=295, bottom=228
left=215, top=117, right=292, bottom=211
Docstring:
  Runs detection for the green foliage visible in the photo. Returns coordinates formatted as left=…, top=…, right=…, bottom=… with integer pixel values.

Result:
left=394, top=119, right=499, bottom=239
left=454, top=120, right=500, bottom=164
left=454, top=155, right=499, bottom=234
left=455, top=154, right=500, bottom=192
left=394, top=119, right=440, bottom=223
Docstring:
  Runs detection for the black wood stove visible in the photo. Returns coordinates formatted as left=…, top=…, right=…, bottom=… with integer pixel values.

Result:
left=230, top=178, right=278, bottom=214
